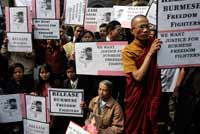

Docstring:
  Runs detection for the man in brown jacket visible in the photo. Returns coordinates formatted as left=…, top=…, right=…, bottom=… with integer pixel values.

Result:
left=88, top=80, right=124, bottom=134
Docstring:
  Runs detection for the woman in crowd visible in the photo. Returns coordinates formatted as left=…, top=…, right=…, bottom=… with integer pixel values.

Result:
left=4, top=63, right=34, bottom=94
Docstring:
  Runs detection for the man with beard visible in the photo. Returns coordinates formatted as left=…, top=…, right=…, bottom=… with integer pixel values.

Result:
left=122, top=15, right=162, bottom=134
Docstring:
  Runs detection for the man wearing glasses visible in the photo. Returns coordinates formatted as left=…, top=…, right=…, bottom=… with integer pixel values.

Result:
left=122, top=15, right=162, bottom=134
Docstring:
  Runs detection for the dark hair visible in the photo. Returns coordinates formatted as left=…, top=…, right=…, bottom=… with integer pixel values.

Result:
left=85, top=47, right=92, bottom=52
left=99, top=23, right=107, bottom=28
left=106, top=20, right=121, bottom=35
left=37, top=64, right=54, bottom=93
left=35, top=101, right=42, bottom=105
left=8, top=63, right=24, bottom=78
left=74, top=25, right=84, bottom=32
left=9, top=98, right=16, bottom=104
left=65, top=60, right=76, bottom=72
left=80, top=31, right=95, bottom=42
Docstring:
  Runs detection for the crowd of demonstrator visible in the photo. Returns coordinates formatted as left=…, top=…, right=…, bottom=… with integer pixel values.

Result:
left=0, top=7, right=200, bottom=134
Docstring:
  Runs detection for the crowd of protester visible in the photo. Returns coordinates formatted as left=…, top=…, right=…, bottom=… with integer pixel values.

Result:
left=0, top=1, right=200, bottom=134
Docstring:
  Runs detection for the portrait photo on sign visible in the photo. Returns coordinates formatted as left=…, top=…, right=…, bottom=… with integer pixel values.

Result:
left=9, top=7, right=28, bottom=32
left=101, top=12, right=111, bottom=23
left=79, top=47, right=93, bottom=68
left=25, top=95, right=47, bottom=122
left=0, top=94, right=22, bottom=123
left=35, top=0, right=56, bottom=18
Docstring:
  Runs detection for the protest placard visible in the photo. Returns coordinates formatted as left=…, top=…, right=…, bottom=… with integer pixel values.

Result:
left=0, top=94, right=22, bottom=123
left=25, top=95, right=47, bottom=123
left=113, top=6, right=149, bottom=28
left=23, top=119, right=49, bottom=134
left=84, top=8, right=113, bottom=32
left=48, top=88, right=84, bottom=117
left=8, top=7, right=28, bottom=32
left=32, top=0, right=60, bottom=19
left=66, top=121, right=90, bottom=134
left=15, top=0, right=32, bottom=9
left=64, top=0, right=86, bottom=25
left=33, top=19, right=60, bottom=39
left=75, top=41, right=127, bottom=76
left=157, top=0, right=200, bottom=68
left=7, top=32, right=32, bottom=52
left=146, top=0, right=157, bottom=25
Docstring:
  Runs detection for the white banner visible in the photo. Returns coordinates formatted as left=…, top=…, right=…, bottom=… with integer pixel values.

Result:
left=25, top=95, right=47, bottom=122
left=66, top=121, right=90, bottom=134
left=84, top=8, right=113, bottom=32
left=147, top=1, right=157, bottom=25
left=34, top=19, right=60, bottom=39
left=75, top=41, right=127, bottom=76
left=48, top=88, right=84, bottom=117
left=9, top=7, right=28, bottom=32
left=113, top=6, right=149, bottom=28
left=64, top=0, right=86, bottom=25
left=23, top=119, right=49, bottom=134
left=7, top=32, right=32, bottom=52
left=157, top=0, right=200, bottom=68
left=0, top=94, right=22, bottom=123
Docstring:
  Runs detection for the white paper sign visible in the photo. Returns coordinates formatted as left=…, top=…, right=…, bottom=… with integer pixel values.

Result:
left=34, top=19, right=60, bottom=39
left=113, top=6, right=149, bottom=28
left=23, top=119, right=49, bottom=134
left=64, top=0, right=86, bottom=25
left=66, top=121, right=90, bottom=134
left=25, top=95, right=47, bottom=122
left=48, top=88, right=84, bottom=117
left=7, top=32, right=32, bottom=52
left=0, top=94, right=22, bottom=123
left=15, top=0, right=32, bottom=9
left=84, top=8, right=113, bottom=32
left=9, top=7, right=28, bottom=32
left=147, top=1, right=157, bottom=25
left=157, top=0, right=200, bottom=68
left=35, top=0, right=56, bottom=19
left=75, top=42, right=127, bottom=76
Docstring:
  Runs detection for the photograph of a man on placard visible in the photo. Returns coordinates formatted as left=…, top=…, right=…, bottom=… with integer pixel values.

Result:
left=36, top=0, right=55, bottom=18
left=14, top=11, right=24, bottom=24
left=9, top=7, right=28, bottom=32
left=101, top=12, right=111, bottom=23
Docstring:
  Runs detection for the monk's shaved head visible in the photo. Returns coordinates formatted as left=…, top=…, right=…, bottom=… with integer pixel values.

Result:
left=131, top=15, right=147, bottom=29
